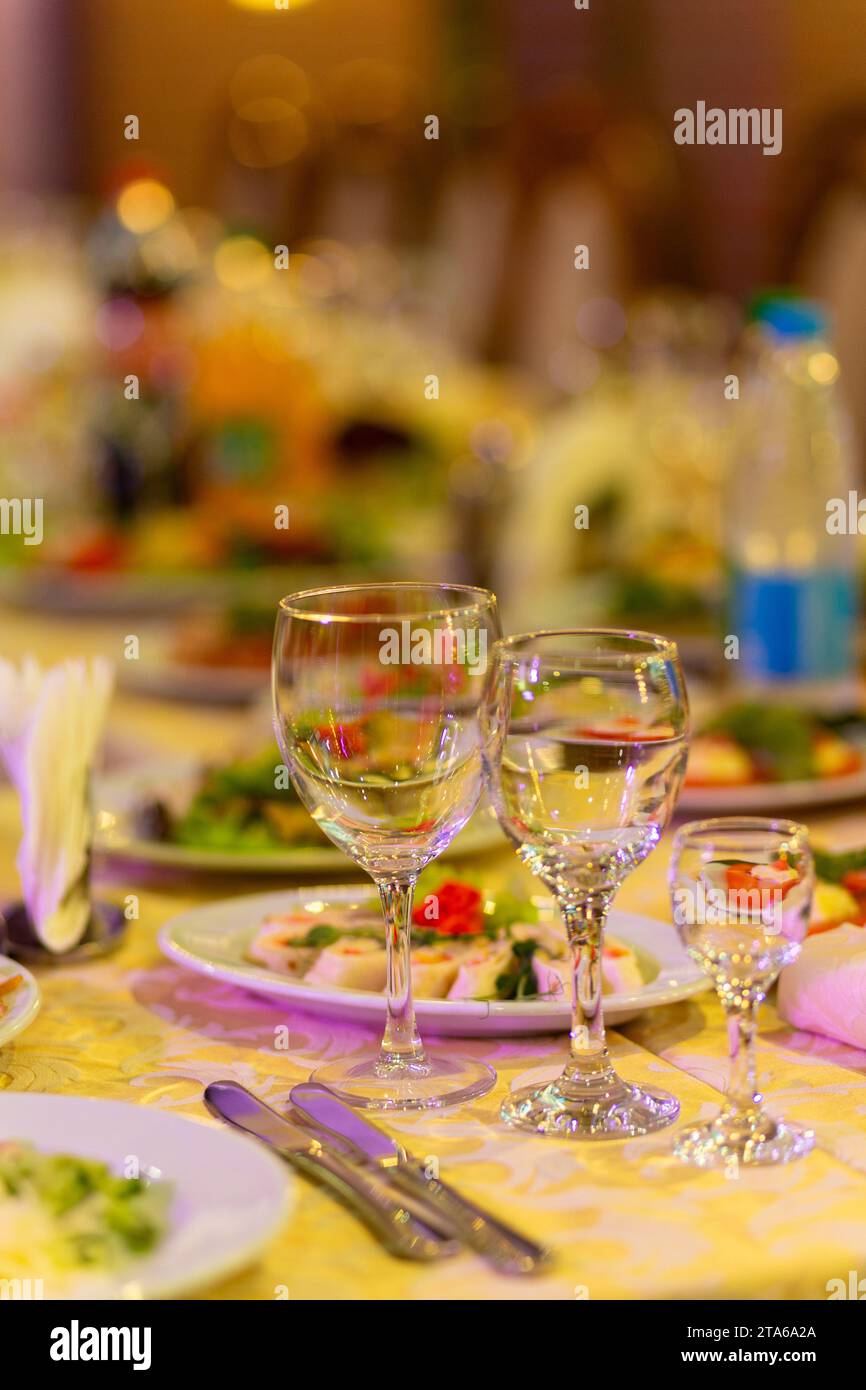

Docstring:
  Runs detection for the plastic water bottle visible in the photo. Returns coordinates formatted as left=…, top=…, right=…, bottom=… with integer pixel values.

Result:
left=727, top=296, right=860, bottom=708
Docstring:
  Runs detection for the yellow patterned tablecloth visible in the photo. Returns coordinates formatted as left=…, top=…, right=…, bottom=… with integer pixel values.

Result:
left=3, top=612, right=866, bottom=1300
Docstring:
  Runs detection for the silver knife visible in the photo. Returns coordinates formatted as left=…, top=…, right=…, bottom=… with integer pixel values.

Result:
left=289, top=1082, right=551, bottom=1275
left=203, top=1080, right=459, bottom=1263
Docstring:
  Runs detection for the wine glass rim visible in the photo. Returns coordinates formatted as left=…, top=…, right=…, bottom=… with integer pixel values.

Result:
left=277, top=581, right=498, bottom=624
left=674, top=815, right=810, bottom=840
left=492, top=627, right=680, bottom=663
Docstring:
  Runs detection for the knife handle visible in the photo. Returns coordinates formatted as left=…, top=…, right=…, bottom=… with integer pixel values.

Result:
left=391, top=1163, right=551, bottom=1275
left=291, top=1146, right=460, bottom=1263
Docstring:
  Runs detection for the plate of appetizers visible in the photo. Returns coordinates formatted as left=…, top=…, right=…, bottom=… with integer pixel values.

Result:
left=680, top=702, right=866, bottom=812
left=118, top=608, right=273, bottom=705
left=95, top=750, right=504, bottom=875
left=0, top=1093, right=291, bottom=1299
left=810, top=845, right=866, bottom=935
left=0, top=957, right=40, bottom=1048
left=159, top=877, right=710, bottom=1036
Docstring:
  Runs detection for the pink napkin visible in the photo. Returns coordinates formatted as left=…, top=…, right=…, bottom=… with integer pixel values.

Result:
left=777, top=925, right=866, bottom=1051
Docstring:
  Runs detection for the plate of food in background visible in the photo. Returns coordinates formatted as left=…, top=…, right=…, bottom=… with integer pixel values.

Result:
left=0, top=957, right=40, bottom=1048
left=159, top=874, right=709, bottom=1036
left=94, top=746, right=505, bottom=874
left=680, top=702, right=866, bottom=812
left=118, top=605, right=273, bottom=705
left=810, top=845, right=866, bottom=934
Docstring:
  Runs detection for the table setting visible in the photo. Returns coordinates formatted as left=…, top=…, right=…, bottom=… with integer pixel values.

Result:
left=3, top=585, right=866, bottom=1306
left=4, top=1, right=866, bottom=1327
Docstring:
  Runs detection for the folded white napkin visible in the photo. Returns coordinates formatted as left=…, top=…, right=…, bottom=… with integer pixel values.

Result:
left=777, top=925, right=866, bottom=1050
left=0, top=656, right=114, bottom=952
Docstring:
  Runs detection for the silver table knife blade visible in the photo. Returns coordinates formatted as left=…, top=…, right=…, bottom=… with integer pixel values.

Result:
left=290, top=1081, right=552, bottom=1275
left=203, top=1081, right=459, bottom=1263
left=286, top=1108, right=462, bottom=1241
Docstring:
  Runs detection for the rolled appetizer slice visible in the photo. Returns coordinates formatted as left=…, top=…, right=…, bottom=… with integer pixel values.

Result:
left=447, top=941, right=514, bottom=1001
left=532, top=937, right=644, bottom=1000
left=247, top=912, right=322, bottom=976
left=247, top=907, right=384, bottom=975
left=304, top=937, right=388, bottom=992
left=531, top=951, right=571, bottom=1000
left=602, top=936, right=645, bottom=994
left=411, top=944, right=469, bottom=999
left=510, top=919, right=567, bottom=957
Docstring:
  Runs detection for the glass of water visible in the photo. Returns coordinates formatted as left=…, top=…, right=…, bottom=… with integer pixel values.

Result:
left=482, top=629, right=690, bottom=1137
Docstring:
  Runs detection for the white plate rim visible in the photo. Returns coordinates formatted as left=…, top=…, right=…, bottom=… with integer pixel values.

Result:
left=118, top=628, right=268, bottom=706
left=158, top=884, right=710, bottom=1036
left=0, top=1092, right=292, bottom=1300
left=0, top=955, right=41, bottom=1048
left=94, top=760, right=504, bottom=873
left=680, top=758, right=866, bottom=813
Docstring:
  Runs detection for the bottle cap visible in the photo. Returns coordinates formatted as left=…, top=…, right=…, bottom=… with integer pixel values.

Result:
left=749, top=292, right=827, bottom=340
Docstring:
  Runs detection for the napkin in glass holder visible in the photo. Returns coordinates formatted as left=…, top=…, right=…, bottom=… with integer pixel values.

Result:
left=0, top=656, right=123, bottom=960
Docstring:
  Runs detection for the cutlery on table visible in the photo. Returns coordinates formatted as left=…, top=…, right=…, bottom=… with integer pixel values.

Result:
left=289, top=1081, right=552, bottom=1276
left=203, top=1080, right=459, bottom=1262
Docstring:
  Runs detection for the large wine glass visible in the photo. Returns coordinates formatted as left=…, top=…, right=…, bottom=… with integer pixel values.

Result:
left=273, top=582, right=502, bottom=1110
left=482, top=629, right=689, bottom=1137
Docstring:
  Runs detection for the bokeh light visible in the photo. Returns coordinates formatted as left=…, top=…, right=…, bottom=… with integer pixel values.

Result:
left=231, top=0, right=318, bottom=10
left=213, top=234, right=272, bottom=291
left=94, top=296, right=144, bottom=351
left=575, top=297, right=628, bottom=350
left=115, top=179, right=175, bottom=235
left=808, top=350, right=840, bottom=384
left=229, top=55, right=310, bottom=113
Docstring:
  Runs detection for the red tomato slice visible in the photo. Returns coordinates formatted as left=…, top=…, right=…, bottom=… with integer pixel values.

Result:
left=574, top=718, right=674, bottom=743
left=725, top=861, right=800, bottom=902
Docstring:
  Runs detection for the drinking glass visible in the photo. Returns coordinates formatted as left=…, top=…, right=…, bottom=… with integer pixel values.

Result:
left=272, top=582, right=501, bottom=1110
left=482, top=629, right=689, bottom=1137
left=669, top=817, right=815, bottom=1167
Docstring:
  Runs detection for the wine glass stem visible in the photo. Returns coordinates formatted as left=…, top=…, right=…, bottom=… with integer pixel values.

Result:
left=725, top=1002, right=761, bottom=1115
left=561, top=894, right=615, bottom=1087
left=378, top=878, right=424, bottom=1064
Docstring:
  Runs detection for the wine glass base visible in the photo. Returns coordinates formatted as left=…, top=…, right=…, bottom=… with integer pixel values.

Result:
left=501, top=1074, right=680, bottom=1139
left=674, top=1111, right=815, bottom=1168
left=310, top=1051, right=496, bottom=1112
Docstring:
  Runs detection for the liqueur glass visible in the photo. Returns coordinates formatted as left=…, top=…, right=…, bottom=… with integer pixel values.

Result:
left=482, top=629, right=689, bottom=1137
left=273, top=582, right=501, bottom=1110
left=669, top=817, right=815, bottom=1167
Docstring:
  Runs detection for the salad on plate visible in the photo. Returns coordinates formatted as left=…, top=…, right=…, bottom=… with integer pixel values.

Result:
left=0, top=1143, right=171, bottom=1290
left=685, top=703, right=864, bottom=790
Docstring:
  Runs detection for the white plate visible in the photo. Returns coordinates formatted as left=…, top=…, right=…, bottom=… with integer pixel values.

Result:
left=159, top=886, right=710, bottom=1037
left=123, top=661, right=266, bottom=706
left=0, top=1093, right=291, bottom=1299
left=95, top=759, right=505, bottom=875
left=680, top=760, right=866, bottom=814
left=0, top=956, right=40, bottom=1048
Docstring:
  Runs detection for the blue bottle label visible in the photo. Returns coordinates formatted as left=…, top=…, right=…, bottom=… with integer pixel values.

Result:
left=731, top=569, right=858, bottom=680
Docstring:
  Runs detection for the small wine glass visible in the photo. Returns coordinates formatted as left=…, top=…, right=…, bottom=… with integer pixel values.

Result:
left=482, top=629, right=690, bottom=1137
left=272, top=582, right=502, bottom=1110
left=669, top=817, right=815, bottom=1168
